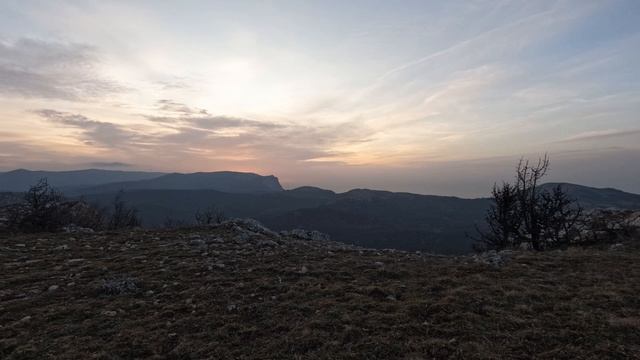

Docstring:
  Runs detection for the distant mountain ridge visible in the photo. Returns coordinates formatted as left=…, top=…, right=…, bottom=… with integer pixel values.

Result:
left=0, top=169, right=283, bottom=194
left=73, top=171, right=284, bottom=194
left=540, top=182, right=640, bottom=210
left=0, top=169, right=164, bottom=192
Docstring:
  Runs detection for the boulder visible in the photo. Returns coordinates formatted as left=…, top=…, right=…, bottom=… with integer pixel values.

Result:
left=227, top=218, right=279, bottom=237
left=473, top=250, right=512, bottom=268
left=280, top=229, right=331, bottom=241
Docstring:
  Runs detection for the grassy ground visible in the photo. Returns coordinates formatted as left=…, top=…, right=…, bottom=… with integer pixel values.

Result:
left=1, top=225, right=639, bottom=359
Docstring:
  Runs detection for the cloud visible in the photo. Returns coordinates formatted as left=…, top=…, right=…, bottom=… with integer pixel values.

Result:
left=156, top=99, right=208, bottom=116
left=34, top=109, right=135, bottom=147
left=32, top=104, right=376, bottom=169
left=558, top=129, right=640, bottom=143
left=190, top=116, right=284, bottom=130
left=146, top=99, right=285, bottom=130
left=0, top=38, right=122, bottom=100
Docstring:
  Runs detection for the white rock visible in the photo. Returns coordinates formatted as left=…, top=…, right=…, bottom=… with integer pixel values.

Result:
left=609, top=243, right=625, bottom=251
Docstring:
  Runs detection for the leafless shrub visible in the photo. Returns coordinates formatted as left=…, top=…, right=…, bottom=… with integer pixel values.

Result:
left=475, top=155, right=583, bottom=251
left=195, top=206, right=226, bottom=226
left=4, top=178, right=67, bottom=232
left=65, top=199, right=106, bottom=230
left=163, top=216, right=190, bottom=229
left=107, top=191, right=140, bottom=230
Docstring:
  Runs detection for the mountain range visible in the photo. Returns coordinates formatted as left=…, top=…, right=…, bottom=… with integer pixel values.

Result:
left=2, top=169, right=639, bottom=254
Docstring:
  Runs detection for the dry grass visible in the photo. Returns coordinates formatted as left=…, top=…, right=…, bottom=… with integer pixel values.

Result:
left=1, top=227, right=639, bottom=359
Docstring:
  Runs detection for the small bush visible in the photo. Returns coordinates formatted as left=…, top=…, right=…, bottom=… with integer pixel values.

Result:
left=2, top=179, right=110, bottom=233
left=16, top=178, right=66, bottom=232
left=195, top=206, right=225, bottom=226
left=107, top=191, right=141, bottom=230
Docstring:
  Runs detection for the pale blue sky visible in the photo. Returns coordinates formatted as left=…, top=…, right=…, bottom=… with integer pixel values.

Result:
left=0, top=0, right=639, bottom=196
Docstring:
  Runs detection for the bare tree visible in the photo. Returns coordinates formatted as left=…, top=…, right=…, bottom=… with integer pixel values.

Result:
left=107, top=191, right=140, bottom=230
left=15, top=178, right=66, bottom=232
left=475, top=155, right=583, bottom=251
left=2, top=179, right=111, bottom=233
left=195, top=206, right=225, bottom=226
left=474, top=182, right=521, bottom=251
left=539, top=185, right=583, bottom=248
left=515, top=155, right=550, bottom=250
left=163, top=216, right=190, bottom=229
left=66, top=199, right=106, bottom=230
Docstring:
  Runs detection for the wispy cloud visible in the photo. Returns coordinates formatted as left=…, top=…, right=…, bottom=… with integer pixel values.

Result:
left=558, top=129, right=640, bottom=143
left=0, top=38, right=123, bottom=100
left=32, top=106, right=376, bottom=168
left=34, top=109, right=135, bottom=147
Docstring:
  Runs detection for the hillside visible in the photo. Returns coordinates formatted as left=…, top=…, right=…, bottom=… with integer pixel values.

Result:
left=541, top=183, right=640, bottom=210
left=80, top=188, right=488, bottom=254
left=78, top=184, right=640, bottom=254
left=1, top=222, right=639, bottom=359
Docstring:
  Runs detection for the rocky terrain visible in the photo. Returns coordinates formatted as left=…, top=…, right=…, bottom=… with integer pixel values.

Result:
left=1, top=219, right=640, bottom=359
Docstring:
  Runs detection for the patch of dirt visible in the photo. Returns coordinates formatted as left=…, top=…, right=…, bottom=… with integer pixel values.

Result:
left=1, top=224, right=639, bottom=359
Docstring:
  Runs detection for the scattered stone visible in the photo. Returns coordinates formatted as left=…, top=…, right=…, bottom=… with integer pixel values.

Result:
left=102, top=310, right=117, bottom=317
left=63, top=225, right=94, bottom=233
left=99, top=277, right=140, bottom=295
left=473, top=250, right=512, bottom=268
left=300, top=265, right=309, bottom=274
left=280, top=229, right=331, bottom=241
left=257, top=239, right=278, bottom=247
left=519, top=242, right=533, bottom=251
left=609, top=243, right=625, bottom=251
left=373, top=261, right=385, bottom=268
left=190, top=239, right=206, bottom=247
left=207, top=237, right=225, bottom=244
left=234, top=232, right=250, bottom=242
left=226, top=304, right=237, bottom=312
left=48, top=285, right=59, bottom=292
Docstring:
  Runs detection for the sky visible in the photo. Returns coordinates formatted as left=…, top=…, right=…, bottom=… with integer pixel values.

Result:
left=0, top=0, right=639, bottom=197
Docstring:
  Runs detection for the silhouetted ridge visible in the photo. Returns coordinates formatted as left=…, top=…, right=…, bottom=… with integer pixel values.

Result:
left=0, top=169, right=164, bottom=192
left=539, top=182, right=640, bottom=209
left=76, top=171, right=284, bottom=194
